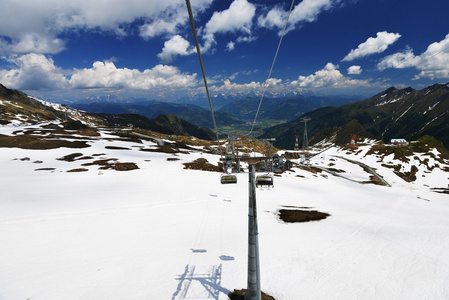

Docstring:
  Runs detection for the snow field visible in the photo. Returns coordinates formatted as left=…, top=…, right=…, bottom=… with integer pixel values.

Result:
left=1, top=125, right=449, bottom=299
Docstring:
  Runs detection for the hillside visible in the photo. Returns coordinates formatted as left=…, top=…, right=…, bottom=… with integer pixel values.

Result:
left=0, top=84, right=216, bottom=141
left=261, top=84, right=449, bottom=149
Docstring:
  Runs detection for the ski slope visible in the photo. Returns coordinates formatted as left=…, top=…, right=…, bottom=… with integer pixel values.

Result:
left=0, top=124, right=449, bottom=300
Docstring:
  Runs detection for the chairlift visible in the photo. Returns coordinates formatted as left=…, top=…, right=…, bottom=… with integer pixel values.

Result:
left=221, top=173, right=237, bottom=184
left=256, top=174, right=274, bottom=188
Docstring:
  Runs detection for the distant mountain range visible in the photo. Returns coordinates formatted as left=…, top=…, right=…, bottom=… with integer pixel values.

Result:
left=54, top=88, right=308, bottom=108
left=3, top=82, right=448, bottom=150
left=217, top=95, right=357, bottom=121
left=261, top=83, right=449, bottom=149
left=73, top=102, right=245, bottom=129
left=73, top=95, right=359, bottom=130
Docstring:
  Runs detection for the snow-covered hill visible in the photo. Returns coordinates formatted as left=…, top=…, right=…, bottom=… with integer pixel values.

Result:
left=0, top=123, right=448, bottom=300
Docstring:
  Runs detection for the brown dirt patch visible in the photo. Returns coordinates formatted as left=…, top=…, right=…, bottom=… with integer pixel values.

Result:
left=112, top=162, right=139, bottom=171
left=57, top=153, right=83, bottom=162
left=298, top=165, right=322, bottom=173
left=229, top=289, right=275, bottom=300
left=167, top=157, right=180, bottom=161
left=82, top=159, right=139, bottom=171
left=183, top=158, right=222, bottom=172
left=140, top=144, right=190, bottom=154
left=72, top=129, right=100, bottom=137
left=78, top=156, right=94, bottom=160
left=431, top=188, right=449, bottom=194
left=105, top=146, right=131, bottom=150
left=361, top=175, right=384, bottom=185
left=327, top=167, right=346, bottom=173
left=35, top=168, right=56, bottom=171
left=279, top=209, right=330, bottom=223
left=67, top=168, right=89, bottom=173
left=0, top=134, right=90, bottom=149
left=82, top=158, right=117, bottom=166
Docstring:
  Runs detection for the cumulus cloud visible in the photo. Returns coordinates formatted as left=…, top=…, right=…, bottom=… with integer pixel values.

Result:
left=376, top=47, right=418, bottom=70
left=69, top=61, right=198, bottom=90
left=291, top=63, right=367, bottom=88
left=139, top=4, right=196, bottom=39
left=377, top=34, right=449, bottom=80
left=1, top=33, right=66, bottom=55
left=226, top=41, right=235, bottom=52
left=0, top=53, right=68, bottom=90
left=212, top=79, right=261, bottom=92
left=258, top=0, right=339, bottom=35
left=347, top=65, right=362, bottom=75
left=157, top=35, right=195, bottom=63
left=265, top=78, right=282, bottom=88
left=205, top=0, right=255, bottom=36
left=140, top=20, right=179, bottom=39
left=202, top=0, right=256, bottom=52
left=0, top=0, right=213, bottom=55
left=342, top=31, right=401, bottom=62
left=209, top=76, right=283, bottom=94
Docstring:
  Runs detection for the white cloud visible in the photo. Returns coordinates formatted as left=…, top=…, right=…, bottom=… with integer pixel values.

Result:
left=0, top=0, right=213, bottom=55
left=265, top=78, right=282, bottom=88
left=347, top=65, right=362, bottom=75
left=212, top=79, right=261, bottom=92
left=69, top=61, right=198, bottom=90
left=0, top=54, right=68, bottom=90
left=210, top=77, right=283, bottom=93
left=205, top=0, right=255, bottom=36
left=139, top=4, right=196, bottom=39
left=291, top=62, right=368, bottom=88
left=157, top=35, right=195, bottom=63
left=342, top=31, right=401, bottom=62
left=290, top=0, right=334, bottom=24
left=258, top=0, right=339, bottom=35
left=202, top=0, right=256, bottom=52
left=377, top=34, right=449, bottom=80
left=257, top=6, right=286, bottom=30
left=226, top=41, right=235, bottom=52
left=2, top=33, right=66, bottom=55
left=376, top=47, right=418, bottom=70
left=140, top=20, right=179, bottom=39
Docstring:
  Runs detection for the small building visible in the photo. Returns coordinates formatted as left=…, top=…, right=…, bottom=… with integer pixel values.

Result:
left=391, top=139, right=409, bottom=146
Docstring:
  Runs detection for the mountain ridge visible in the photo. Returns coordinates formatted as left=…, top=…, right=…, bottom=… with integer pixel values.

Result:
left=260, top=83, right=449, bottom=149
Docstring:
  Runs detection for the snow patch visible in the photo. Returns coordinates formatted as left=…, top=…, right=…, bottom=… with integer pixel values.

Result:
left=423, top=101, right=440, bottom=115
left=375, top=96, right=402, bottom=106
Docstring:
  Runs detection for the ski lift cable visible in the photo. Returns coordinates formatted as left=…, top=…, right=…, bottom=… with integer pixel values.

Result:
left=185, top=0, right=223, bottom=160
left=249, top=0, right=295, bottom=136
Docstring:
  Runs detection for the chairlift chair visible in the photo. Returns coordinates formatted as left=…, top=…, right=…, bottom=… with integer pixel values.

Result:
left=221, top=173, right=237, bottom=184
left=256, top=174, right=274, bottom=188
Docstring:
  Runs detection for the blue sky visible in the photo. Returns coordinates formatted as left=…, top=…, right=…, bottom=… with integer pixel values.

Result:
left=0, top=0, right=449, bottom=103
